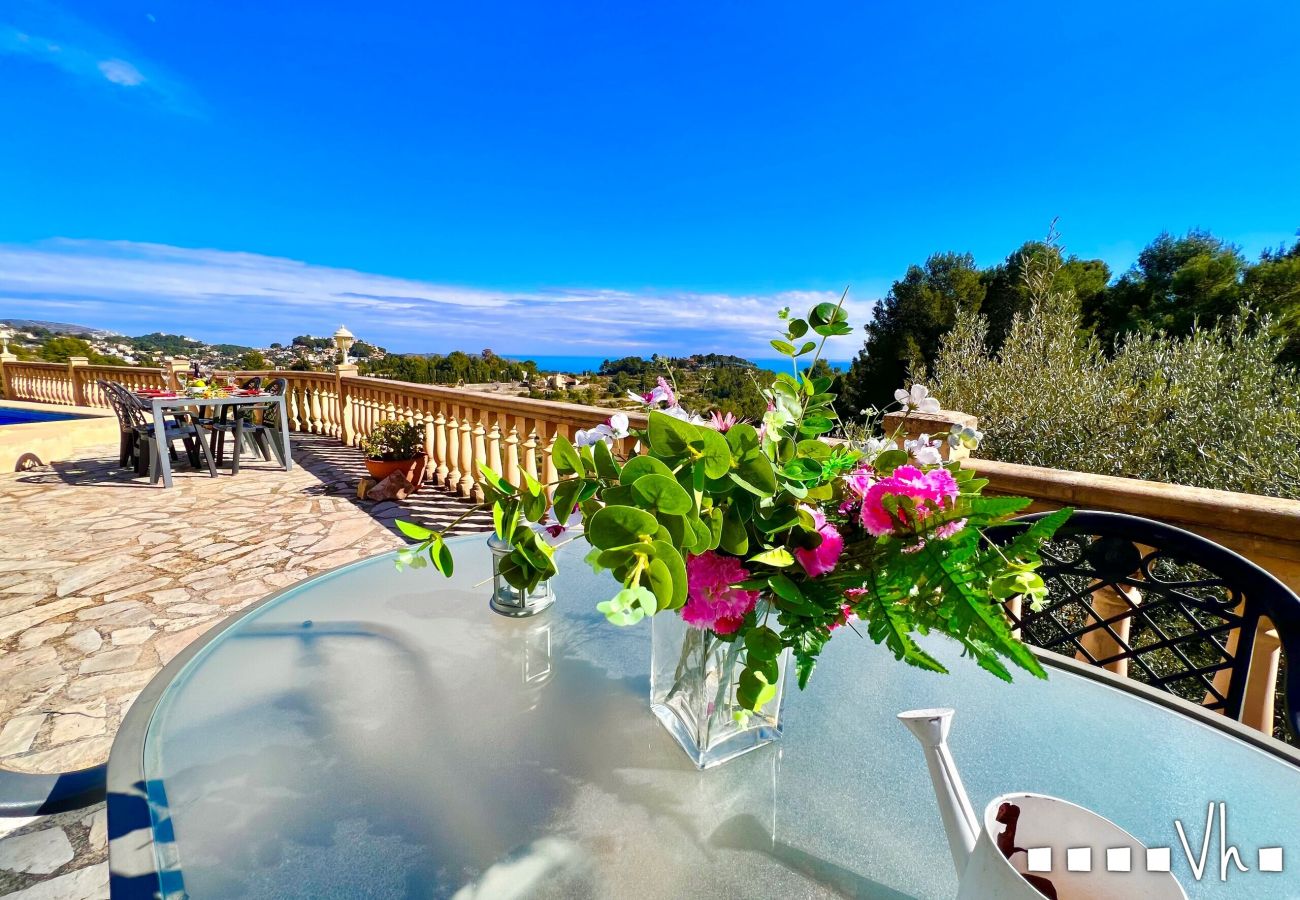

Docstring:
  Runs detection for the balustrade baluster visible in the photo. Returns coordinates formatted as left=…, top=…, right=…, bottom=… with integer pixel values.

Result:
left=523, top=425, right=539, bottom=483
left=433, top=411, right=449, bottom=485
left=458, top=415, right=475, bottom=499
left=503, top=423, right=521, bottom=488
left=541, top=423, right=558, bottom=492
left=487, top=422, right=503, bottom=483
left=445, top=413, right=462, bottom=492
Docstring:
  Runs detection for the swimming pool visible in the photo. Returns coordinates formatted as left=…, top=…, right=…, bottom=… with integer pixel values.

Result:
left=0, top=400, right=118, bottom=471
left=0, top=407, right=90, bottom=426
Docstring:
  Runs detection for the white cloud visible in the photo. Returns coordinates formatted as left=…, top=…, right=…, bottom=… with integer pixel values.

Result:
left=0, top=6, right=194, bottom=113
left=0, top=239, right=875, bottom=359
left=97, top=58, right=144, bottom=86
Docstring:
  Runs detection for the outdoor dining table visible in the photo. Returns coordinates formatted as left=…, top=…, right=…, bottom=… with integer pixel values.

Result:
left=105, top=535, right=1300, bottom=899
left=139, top=392, right=292, bottom=488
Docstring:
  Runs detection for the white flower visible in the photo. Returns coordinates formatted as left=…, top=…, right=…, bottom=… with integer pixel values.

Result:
left=947, top=424, right=983, bottom=451
left=857, top=436, right=893, bottom=464
left=905, top=433, right=944, bottom=466
left=894, top=384, right=941, bottom=414
left=575, top=413, right=632, bottom=448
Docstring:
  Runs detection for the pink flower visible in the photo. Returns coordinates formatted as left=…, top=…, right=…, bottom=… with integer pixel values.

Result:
left=682, top=551, right=760, bottom=633
left=844, top=467, right=876, bottom=500
left=934, top=518, right=967, bottom=540
left=793, top=506, right=843, bottom=578
left=709, top=410, right=738, bottom=433
left=828, top=604, right=854, bottom=631
left=859, top=465, right=960, bottom=537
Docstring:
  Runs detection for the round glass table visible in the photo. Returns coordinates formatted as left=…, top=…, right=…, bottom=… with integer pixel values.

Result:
left=106, top=534, right=1300, bottom=899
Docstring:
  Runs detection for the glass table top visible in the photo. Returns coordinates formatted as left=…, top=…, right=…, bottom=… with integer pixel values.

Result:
left=132, top=534, right=1300, bottom=899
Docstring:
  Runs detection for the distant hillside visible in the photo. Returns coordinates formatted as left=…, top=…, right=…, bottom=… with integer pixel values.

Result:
left=1, top=318, right=120, bottom=339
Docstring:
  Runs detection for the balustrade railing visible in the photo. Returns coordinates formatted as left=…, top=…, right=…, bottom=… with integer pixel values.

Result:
left=1, top=361, right=79, bottom=405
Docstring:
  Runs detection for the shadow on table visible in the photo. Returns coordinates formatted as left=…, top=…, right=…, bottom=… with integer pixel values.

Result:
left=710, top=814, right=917, bottom=899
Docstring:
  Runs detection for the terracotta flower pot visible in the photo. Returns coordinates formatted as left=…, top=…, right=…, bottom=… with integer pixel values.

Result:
left=364, top=453, right=427, bottom=491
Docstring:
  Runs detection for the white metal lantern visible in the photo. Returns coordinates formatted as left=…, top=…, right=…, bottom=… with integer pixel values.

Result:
left=333, top=325, right=355, bottom=364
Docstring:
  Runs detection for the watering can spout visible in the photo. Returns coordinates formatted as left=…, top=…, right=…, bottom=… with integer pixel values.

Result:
left=898, top=708, right=980, bottom=876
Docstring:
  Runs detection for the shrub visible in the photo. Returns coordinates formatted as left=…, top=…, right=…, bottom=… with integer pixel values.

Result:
left=360, top=419, right=424, bottom=461
left=927, top=249, right=1300, bottom=500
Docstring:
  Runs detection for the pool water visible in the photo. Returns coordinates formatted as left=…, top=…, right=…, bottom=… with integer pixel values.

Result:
left=0, top=407, right=89, bottom=426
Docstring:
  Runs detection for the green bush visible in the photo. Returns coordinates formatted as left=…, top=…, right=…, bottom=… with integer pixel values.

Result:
left=928, top=257, right=1300, bottom=500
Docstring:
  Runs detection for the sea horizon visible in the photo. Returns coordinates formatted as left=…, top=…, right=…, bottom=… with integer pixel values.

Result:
left=503, top=353, right=853, bottom=375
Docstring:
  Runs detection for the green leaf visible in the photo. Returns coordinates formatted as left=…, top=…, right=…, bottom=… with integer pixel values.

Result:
left=427, top=534, right=454, bottom=577
left=749, top=547, right=794, bottom=568
left=649, top=540, right=688, bottom=609
left=873, top=449, right=908, bottom=472
left=551, top=478, right=583, bottom=525
left=395, top=519, right=433, bottom=541
left=593, top=439, right=621, bottom=480
left=630, top=474, right=693, bottom=516
left=787, top=318, right=808, bottom=338
left=620, top=454, right=674, bottom=485
left=646, top=557, right=675, bottom=611
left=736, top=667, right=778, bottom=712
left=725, top=422, right=760, bottom=455
left=552, top=435, right=584, bottom=475
left=720, top=506, right=749, bottom=555
left=745, top=626, right=784, bottom=658
left=519, top=470, right=548, bottom=522
left=492, top=498, right=520, bottom=541
left=794, top=341, right=817, bottom=356
left=731, top=450, right=776, bottom=495
left=587, top=505, right=659, bottom=549
left=770, top=339, right=796, bottom=356
left=856, top=586, right=947, bottom=674
left=477, top=464, right=517, bottom=497
left=647, top=410, right=695, bottom=458
left=694, top=426, right=733, bottom=479
left=808, top=301, right=849, bottom=336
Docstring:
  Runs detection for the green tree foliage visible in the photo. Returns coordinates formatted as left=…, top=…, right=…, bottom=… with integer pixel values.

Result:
left=237, top=349, right=267, bottom=370
left=1243, top=238, right=1300, bottom=367
left=1082, top=230, right=1246, bottom=345
left=37, top=336, right=127, bottom=366
left=361, top=351, right=536, bottom=384
left=981, top=242, right=1109, bottom=349
left=842, top=252, right=985, bottom=413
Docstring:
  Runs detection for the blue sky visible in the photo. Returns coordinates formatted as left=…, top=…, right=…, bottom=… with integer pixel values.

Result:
left=1, top=1, right=1298, bottom=357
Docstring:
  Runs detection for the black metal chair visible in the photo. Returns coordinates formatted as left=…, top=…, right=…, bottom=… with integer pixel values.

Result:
left=99, top=381, right=214, bottom=480
left=990, top=510, right=1300, bottom=739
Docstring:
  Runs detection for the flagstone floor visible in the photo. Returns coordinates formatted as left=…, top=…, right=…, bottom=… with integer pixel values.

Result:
left=0, top=434, right=492, bottom=897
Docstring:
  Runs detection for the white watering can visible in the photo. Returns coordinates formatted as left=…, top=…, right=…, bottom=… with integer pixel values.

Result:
left=899, top=708, right=1186, bottom=900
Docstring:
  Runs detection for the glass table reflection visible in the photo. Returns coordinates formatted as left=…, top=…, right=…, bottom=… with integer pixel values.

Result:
left=107, top=534, right=1300, bottom=899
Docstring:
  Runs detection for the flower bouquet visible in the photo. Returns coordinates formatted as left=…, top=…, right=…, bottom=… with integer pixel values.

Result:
left=397, top=295, right=1070, bottom=767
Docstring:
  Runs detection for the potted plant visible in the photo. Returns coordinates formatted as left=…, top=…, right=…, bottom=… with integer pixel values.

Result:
left=361, top=419, right=427, bottom=488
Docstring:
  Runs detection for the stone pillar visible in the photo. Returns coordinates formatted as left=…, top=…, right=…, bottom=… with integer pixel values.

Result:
left=881, top=408, right=979, bottom=461
left=166, top=357, right=190, bottom=391
left=67, top=356, right=89, bottom=406
left=0, top=350, right=15, bottom=399
left=336, top=363, right=358, bottom=445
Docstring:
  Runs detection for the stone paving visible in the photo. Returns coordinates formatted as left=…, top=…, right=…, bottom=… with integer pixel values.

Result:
left=0, top=434, right=491, bottom=897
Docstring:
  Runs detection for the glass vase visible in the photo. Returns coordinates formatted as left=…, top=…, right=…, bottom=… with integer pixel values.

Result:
left=650, top=599, right=790, bottom=769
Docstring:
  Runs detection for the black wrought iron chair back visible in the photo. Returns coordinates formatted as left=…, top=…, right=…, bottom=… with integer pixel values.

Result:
left=990, top=510, right=1300, bottom=738
left=239, top=376, right=263, bottom=391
